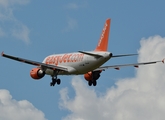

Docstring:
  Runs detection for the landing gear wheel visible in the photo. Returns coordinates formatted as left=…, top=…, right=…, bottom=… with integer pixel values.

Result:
left=57, top=79, right=61, bottom=85
left=88, top=81, right=92, bottom=86
left=88, top=80, right=97, bottom=86
left=50, top=78, right=56, bottom=86
left=93, top=81, right=97, bottom=86
left=50, top=82, right=55, bottom=86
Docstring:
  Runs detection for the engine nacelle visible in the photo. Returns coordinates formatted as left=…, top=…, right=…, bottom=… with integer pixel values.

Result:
left=30, top=68, right=45, bottom=80
left=84, top=71, right=101, bottom=81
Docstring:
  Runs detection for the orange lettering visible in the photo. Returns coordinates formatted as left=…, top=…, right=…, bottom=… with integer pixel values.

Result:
left=67, top=54, right=72, bottom=62
left=45, top=53, right=84, bottom=65
left=70, top=54, right=74, bottom=62
left=45, top=57, right=51, bottom=64
left=59, top=56, right=63, bottom=63
left=78, top=53, right=84, bottom=61
left=53, top=56, right=58, bottom=65
left=51, top=56, right=55, bottom=64
left=48, top=56, right=52, bottom=64
left=62, top=54, right=68, bottom=63
left=56, top=56, right=59, bottom=64
left=74, top=54, right=78, bottom=62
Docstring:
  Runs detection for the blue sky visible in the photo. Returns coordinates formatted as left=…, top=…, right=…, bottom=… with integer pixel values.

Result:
left=1, top=0, right=165, bottom=120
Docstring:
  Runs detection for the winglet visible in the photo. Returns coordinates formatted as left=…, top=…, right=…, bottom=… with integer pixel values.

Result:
left=1, top=51, right=4, bottom=56
left=95, top=18, right=111, bottom=51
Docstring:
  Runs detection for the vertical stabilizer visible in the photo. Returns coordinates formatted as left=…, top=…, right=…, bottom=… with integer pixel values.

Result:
left=95, top=18, right=111, bottom=51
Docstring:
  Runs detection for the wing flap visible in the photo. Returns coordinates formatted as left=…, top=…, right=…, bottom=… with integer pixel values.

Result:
left=1, top=52, right=68, bottom=71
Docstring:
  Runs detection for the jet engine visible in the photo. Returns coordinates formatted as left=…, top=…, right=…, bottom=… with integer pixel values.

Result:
left=30, top=68, right=45, bottom=80
left=84, top=71, right=101, bottom=81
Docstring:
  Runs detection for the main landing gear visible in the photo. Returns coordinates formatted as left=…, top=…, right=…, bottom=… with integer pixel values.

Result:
left=50, top=77, right=61, bottom=86
left=88, top=80, right=97, bottom=86
left=50, top=70, right=61, bottom=86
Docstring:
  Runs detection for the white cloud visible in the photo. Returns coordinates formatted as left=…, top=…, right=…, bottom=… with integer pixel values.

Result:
left=0, top=89, right=47, bottom=120
left=0, top=0, right=29, bottom=8
left=59, top=35, right=165, bottom=120
left=63, top=17, right=78, bottom=32
left=64, top=2, right=87, bottom=10
left=12, top=24, right=30, bottom=44
left=0, top=27, right=6, bottom=37
left=65, top=3, right=79, bottom=10
left=63, top=2, right=88, bottom=32
left=0, top=0, right=30, bottom=43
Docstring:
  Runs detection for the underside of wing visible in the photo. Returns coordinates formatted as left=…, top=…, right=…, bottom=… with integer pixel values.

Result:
left=94, top=59, right=164, bottom=71
left=1, top=52, right=68, bottom=71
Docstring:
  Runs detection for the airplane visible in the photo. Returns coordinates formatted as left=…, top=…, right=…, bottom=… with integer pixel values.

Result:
left=1, top=18, right=164, bottom=87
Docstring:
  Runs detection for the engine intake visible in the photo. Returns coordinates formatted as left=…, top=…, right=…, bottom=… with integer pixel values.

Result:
left=30, top=68, right=45, bottom=80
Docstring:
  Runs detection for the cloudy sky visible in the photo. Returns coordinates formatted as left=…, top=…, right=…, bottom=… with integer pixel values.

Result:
left=0, top=0, right=165, bottom=120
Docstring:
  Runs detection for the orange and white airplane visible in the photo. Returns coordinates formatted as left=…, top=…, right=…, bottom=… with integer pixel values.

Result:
left=1, top=19, right=164, bottom=86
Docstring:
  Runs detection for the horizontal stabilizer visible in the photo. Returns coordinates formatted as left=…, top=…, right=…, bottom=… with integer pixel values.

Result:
left=78, top=51, right=103, bottom=57
left=112, top=54, right=138, bottom=58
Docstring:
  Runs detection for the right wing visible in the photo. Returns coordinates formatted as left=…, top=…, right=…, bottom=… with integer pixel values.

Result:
left=1, top=52, right=68, bottom=71
left=94, top=59, right=164, bottom=71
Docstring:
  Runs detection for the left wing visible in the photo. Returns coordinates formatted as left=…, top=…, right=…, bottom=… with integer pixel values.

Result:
left=1, top=52, right=68, bottom=71
left=94, top=59, right=164, bottom=71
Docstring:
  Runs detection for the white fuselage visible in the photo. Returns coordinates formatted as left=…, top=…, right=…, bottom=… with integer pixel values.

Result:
left=42, top=51, right=112, bottom=76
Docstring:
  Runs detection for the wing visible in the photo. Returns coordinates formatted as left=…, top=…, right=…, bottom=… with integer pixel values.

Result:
left=1, top=52, right=68, bottom=71
left=94, top=59, right=164, bottom=71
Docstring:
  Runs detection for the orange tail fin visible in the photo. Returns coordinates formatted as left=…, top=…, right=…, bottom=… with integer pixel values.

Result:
left=95, top=18, right=111, bottom=51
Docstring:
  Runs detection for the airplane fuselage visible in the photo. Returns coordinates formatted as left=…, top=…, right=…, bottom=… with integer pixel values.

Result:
left=42, top=51, right=112, bottom=75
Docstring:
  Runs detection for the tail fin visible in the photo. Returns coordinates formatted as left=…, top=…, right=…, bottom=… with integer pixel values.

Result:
left=95, top=18, right=111, bottom=51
